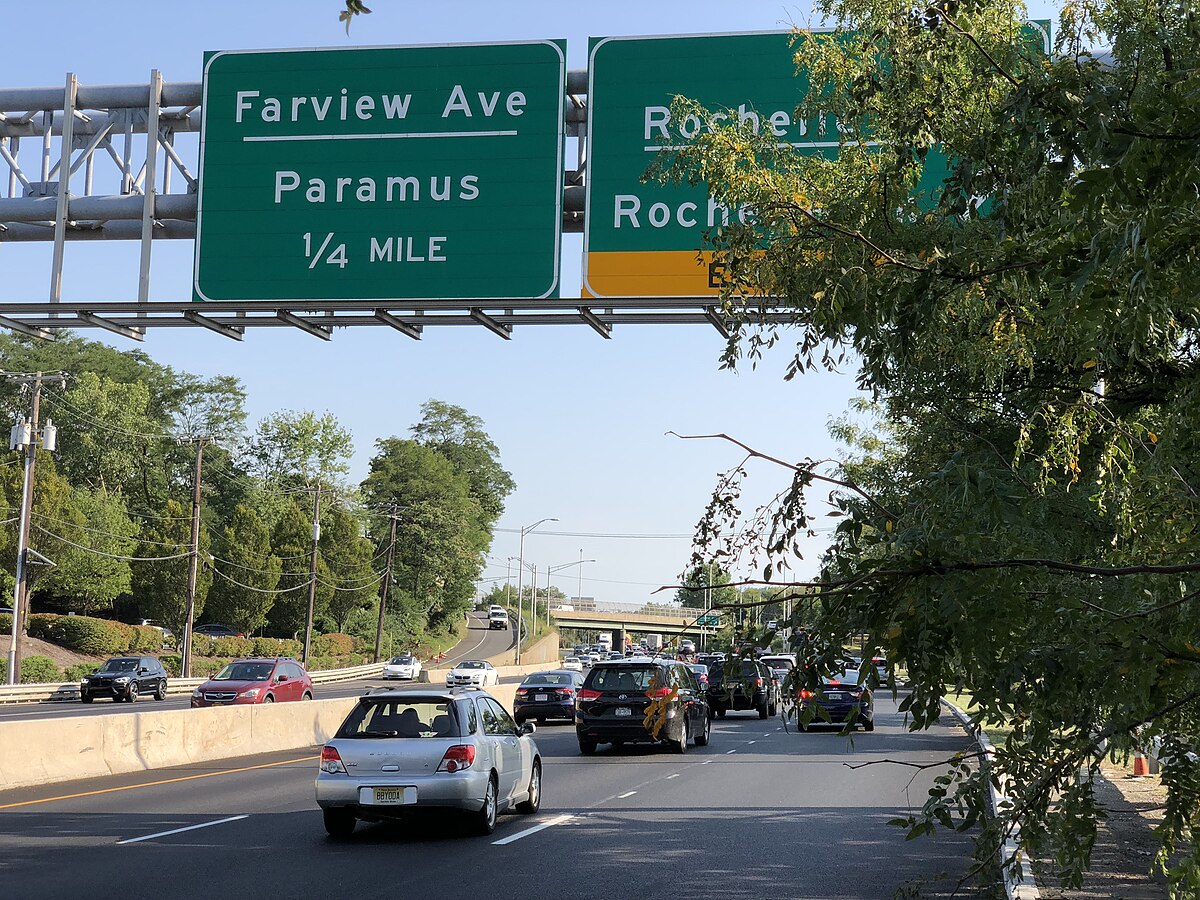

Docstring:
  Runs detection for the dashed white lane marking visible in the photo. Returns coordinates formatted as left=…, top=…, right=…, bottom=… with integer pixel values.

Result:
left=666, top=774, right=680, bottom=779
left=492, top=814, right=573, bottom=845
left=701, top=760, right=713, bottom=765
left=118, top=815, right=248, bottom=845
left=746, top=740, right=757, bottom=745
left=617, top=791, right=637, bottom=799
left=725, top=749, right=738, bottom=755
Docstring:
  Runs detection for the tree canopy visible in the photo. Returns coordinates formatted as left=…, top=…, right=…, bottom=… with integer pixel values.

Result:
left=669, top=0, right=1200, bottom=892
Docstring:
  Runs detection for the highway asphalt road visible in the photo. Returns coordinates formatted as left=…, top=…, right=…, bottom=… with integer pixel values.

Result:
left=0, top=697, right=983, bottom=899
left=0, top=613, right=518, bottom=722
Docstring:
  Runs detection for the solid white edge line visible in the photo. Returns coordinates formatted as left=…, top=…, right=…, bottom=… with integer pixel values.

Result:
left=491, top=813, right=572, bottom=846
left=617, top=791, right=637, bottom=799
left=117, top=815, right=248, bottom=845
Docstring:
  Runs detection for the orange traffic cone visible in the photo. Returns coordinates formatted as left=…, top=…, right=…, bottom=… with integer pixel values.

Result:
left=1132, top=750, right=1150, bottom=777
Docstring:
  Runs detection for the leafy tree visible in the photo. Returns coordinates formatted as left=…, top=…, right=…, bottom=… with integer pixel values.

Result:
left=266, top=497, right=332, bottom=638
left=361, top=439, right=484, bottom=632
left=666, top=1, right=1200, bottom=892
left=410, top=400, right=515, bottom=527
left=41, top=487, right=137, bottom=615
left=50, top=372, right=156, bottom=494
left=247, top=410, right=352, bottom=490
left=674, top=565, right=736, bottom=610
left=206, top=504, right=281, bottom=634
left=319, top=503, right=379, bottom=633
left=130, top=499, right=211, bottom=636
left=0, top=452, right=86, bottom=605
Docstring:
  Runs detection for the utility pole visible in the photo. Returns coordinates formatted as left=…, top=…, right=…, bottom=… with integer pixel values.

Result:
left=302, top=485, right=322, bottom=664
left=374, top=510, right=397, bottom=663
left=179, top=436, right=211, bottom=679
left=515, top=517, right=557, bottom=665
left=5, top=371, right=65, bottom=685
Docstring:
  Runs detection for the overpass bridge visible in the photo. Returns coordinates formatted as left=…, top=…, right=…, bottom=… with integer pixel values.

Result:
left=550, top=608, right=720, bottom=647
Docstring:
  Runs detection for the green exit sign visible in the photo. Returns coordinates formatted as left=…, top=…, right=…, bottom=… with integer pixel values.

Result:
left=696, top=614, right=721, bottom=627
left=194, top=42, right=566, bottom=302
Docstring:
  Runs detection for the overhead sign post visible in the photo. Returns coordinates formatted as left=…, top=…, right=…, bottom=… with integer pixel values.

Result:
left=582, top=32, right=957, bottom=299
left=195, top=41, right=565, bottom=303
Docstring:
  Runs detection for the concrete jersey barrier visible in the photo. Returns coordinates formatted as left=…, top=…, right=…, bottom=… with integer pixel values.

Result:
left=0, top=678, right=529, bottom=792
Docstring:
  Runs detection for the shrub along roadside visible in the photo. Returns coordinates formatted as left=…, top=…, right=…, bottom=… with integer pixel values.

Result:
left=0, top=655, right=62, bottom=684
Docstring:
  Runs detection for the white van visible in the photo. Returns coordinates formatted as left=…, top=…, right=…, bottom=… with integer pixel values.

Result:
left=488, top=609, right=509, bottom=630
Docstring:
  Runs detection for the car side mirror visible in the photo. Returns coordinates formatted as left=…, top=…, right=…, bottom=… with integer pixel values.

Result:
left=277, top=673, right=289, bottom=683
left=519, top=722, right=536, bottom=736
left=139, top=668, right=149, bottom=675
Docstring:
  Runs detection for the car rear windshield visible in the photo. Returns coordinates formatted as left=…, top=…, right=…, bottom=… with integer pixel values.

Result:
left=338, top=699, right=460, bottom=738
left=522, top=673, right=575, bottom=686
left=761, top=657, right=795, bottom=670
left=585, top=666, right=662, bottom=691
left=708, top=660, right=760, bottom=676
left=214, top=662, right=274, bottom=682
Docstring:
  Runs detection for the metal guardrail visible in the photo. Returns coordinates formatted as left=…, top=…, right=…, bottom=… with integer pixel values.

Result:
left=0, top=661, right=384, bottom=705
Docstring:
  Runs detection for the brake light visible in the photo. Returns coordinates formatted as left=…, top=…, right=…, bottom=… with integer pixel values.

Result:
left=557, top=688, right=575, bottom=697
left=579, top=688, right=602, bottom=701
left=437, top=744, right=477, bottom=773
left=516, top=689, right=528, bottom=697
left=320, top=745, right=347, bottom=775
left=754, top=677, right=763, bottom=687
left=799, top=690, right=813, bottom=700
left=829, top=679, right=841, bottom=685
left=647, top=687, right=672, bottom=698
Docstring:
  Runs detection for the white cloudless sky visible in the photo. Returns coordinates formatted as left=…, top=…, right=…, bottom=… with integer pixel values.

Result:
left=0, top=1, right=1058, bottom=607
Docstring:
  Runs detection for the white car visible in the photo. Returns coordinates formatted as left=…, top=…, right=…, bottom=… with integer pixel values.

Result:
left=382, top=654, right=422, bottom=681
left=447, top=660, right=499, bottom=687
left=561, top=657, right=584, bottom=673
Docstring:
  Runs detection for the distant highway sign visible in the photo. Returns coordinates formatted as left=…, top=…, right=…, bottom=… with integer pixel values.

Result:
left=195, top=41, right=566, bottom=303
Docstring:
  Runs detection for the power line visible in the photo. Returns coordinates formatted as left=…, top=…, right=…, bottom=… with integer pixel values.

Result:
left=207, top=563, right=312, bottom=595
left=34, top=525, right=191, bottom=561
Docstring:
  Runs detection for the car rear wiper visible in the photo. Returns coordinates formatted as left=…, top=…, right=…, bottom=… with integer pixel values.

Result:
left=357, top=730, right=400, bottom=738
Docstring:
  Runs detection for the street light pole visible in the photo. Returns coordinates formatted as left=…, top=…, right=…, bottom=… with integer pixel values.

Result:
left=546, top=556, right=595, bottom=628
left=515, top=516, right=557, bottom=665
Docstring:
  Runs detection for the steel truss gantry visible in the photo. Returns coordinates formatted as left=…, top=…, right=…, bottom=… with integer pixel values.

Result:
left=0, top=69, right=756, bottom=342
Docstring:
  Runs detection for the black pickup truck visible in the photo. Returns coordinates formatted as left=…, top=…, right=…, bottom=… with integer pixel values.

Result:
left=706, top=657, right=779, bottom=719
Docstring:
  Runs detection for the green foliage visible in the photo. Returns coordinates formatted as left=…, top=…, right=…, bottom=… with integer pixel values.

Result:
left=43, top=487, right=137, bottom=615
left=671, top=0, right=1200, bottom=893
left=64, top=662, right=100, bottom=681
left=362, top=438, right=486, bottom=633
left=49, top=615, right=127, bottom=655
left=25, top=613, right=60, bottom=639
left=266, top=498, right=332, bottom=636
left=675, top=565, right=736, bottom=609
left=319, top=503, right=379, bottom=632
left=18, top=655, right=61, bottom=684
left=249, top=410, right=352, bottom=488
left=0, top=613, right=9, bottom=633
left=312, top=632, right=355, bottom=657
left=206, top=504, right=281, bottom=634
left=251, top=637, right=302, bottom=658
left=131, top=499, right=211, bottom=636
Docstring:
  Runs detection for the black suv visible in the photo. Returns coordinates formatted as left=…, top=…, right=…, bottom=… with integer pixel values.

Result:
left=575, top=659, right=710, bottom=754
left=80, top=656, right=169, bottom=703
left=707, top=658, right=779, bottom=719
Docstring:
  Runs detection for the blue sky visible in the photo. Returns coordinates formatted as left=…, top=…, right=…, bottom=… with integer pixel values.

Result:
left=1, top=1, right=1057, bottom=608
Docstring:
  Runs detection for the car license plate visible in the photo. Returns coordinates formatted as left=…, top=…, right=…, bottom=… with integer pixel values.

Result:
left=365, top=786, right=417, bottom=805
left=614, top=707, right=632, bottom=717
left=826, top=692, right=846, bottom=701
left=534, top=693, right=549, bottom=702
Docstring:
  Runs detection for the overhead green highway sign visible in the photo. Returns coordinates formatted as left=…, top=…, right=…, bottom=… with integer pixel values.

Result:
left=194, top=41, right=566, bottom=303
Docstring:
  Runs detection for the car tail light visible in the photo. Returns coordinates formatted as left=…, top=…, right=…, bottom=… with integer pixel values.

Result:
left=829, top=679, right=841, bottom=685
left=320, top=745, right=347, bottom=775
left=799, top=690, right=813, bottom=700
left=438, top=744, right=476, bottom=773
left=754, top=677, right=763, bottom=687
left=647, top=687, right=672, bottom=698
left=579, top=688, right=602, bottom=701
left=556, top=688, right=574, bottom=698
left=516, top=688, right=528, bottom=697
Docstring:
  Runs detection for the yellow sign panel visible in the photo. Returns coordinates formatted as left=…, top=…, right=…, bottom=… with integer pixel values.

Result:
left=581, top=251, right=723, bottom=299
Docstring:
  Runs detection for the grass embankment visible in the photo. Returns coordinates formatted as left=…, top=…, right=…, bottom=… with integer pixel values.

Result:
left=944, top=688, right=1016, bottom=743
left=414, top=620, right=466, bottom=662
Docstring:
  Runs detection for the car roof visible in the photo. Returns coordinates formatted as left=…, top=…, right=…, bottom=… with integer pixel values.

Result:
left=363, top=686, right=487, bottom=701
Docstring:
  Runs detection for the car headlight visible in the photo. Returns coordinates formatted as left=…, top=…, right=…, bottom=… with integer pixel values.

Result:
left=191, top=688, right=202, bottom=698
left=239, top=688, right=260, bottom=700
left=114, top=676, right=131, bottom=683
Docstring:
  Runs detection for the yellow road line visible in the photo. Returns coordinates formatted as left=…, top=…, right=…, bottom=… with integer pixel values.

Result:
left=0, top=754, right=319, bottom=810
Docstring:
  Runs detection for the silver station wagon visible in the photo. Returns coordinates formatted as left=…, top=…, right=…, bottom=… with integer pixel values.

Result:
left=316, top=687, right=542, bottom=837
